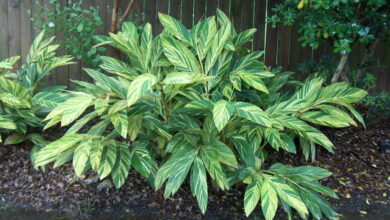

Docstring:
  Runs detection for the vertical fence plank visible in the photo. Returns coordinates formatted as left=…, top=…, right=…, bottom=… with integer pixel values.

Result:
left=8, top=0, right=21, bottom=60
left=276, top=25, right=290, bottom=69
left=193, top=0, right=206, bottom=23
left=169, top=0, right=181, bottom=21
left=0, top=0, right=9, bottom=60
left=20, top=0, right=32, bottom=62
left=230, top=0, right=242, bottom=31
left=31, top=0, right=42, bottom=38
left=133, top=0, right=144, bottom=25
left=253, top=0, right=266, bottom=52
left=155, top=0, right=169, bottom=33
left=288, top=27, right=302, bottom=78
left=105, top=1, right=112, bottom=34
left=144, top=0, right=157, bottom=33
left=264, top=0, right=278, bottom=66
left=182, top=0, right=194, bottom=28
left=240, top=0, right=254, bottom=49
left=42, top=0, right=56, bottom=86
left=218, top=0, right=230, bottom=16
left=206, top=0, right=217, bottom=17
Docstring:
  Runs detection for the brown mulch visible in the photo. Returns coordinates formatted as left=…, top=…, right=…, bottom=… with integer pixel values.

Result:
left=0, top=117, right=389, bottom=219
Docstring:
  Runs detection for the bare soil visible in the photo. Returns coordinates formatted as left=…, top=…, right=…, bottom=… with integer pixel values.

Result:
left=0, top=115, right=389, bottom=219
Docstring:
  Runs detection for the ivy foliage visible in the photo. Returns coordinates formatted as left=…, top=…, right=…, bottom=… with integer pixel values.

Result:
left=35, top=10, right=367, bottom=219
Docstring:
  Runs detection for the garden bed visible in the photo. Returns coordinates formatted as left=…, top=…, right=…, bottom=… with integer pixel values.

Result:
left=0, top=116, right=389, bottom=219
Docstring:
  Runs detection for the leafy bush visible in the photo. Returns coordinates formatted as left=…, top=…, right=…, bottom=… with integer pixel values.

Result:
left=360, top=91, right=390, bottom=120
left=268, top=0, right=389, bottom=83
left=0, top=32, right=73, bottom=145
left=31, top=0, right=104, bottom=67
left=34, top=10, right=367, bottom=219
left=269, top=0, right=388, bottom=53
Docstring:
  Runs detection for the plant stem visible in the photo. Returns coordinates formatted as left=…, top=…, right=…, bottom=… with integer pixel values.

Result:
left=160, top=84, right=170, bottom=123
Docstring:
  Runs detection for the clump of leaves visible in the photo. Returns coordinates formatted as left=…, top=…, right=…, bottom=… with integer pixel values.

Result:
left=31, top=0, right=104, bottom=67
left=0, top=32, right=74, bottom=145
left=268, top=0, right=389, bottom=83
left=35, top=10, right=367, bottom=219
left=360, top=91, right=390, bottom=121
left=268, top=0, right=389, bottom=53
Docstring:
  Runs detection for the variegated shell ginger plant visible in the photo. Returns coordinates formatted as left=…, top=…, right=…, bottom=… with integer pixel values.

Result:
left=34, top=10, right=367, bottom=219
left=0, top=32, right=74, bottom=145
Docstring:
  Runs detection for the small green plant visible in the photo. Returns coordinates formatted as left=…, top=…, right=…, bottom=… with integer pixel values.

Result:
left=296, top=55, right=338, bottom=83
left=31, top=0, right=104, bottom=67
left=0, top=32, right=74, bottom=145
left=360, top=91, right=390, bottom=120
left=35, top=10, right=367, bottom=219
left=268, top=0, right=389, bottom=83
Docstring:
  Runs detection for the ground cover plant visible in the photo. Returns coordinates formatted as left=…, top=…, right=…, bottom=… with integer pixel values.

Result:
left=0, top=32, right=73, bottom=145
left=34, top=10, right=367, bottom=219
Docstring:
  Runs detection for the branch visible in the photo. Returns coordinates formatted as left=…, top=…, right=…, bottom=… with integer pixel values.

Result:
left=116, top=0, right=137, bottom=31
left=110, top=0, right=120, bottom=33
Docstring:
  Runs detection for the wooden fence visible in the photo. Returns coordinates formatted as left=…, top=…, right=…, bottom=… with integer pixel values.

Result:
left=0, top=0, right=389, bottom=91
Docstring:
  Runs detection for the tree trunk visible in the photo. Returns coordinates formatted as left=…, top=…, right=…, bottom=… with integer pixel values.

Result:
left=356, top=39, right=379, bottom=82
left=331, top=53, right=350, bottom=83
left=110, top=0, right=137, bottom=59
left=110, top=0, right=120, bottom=34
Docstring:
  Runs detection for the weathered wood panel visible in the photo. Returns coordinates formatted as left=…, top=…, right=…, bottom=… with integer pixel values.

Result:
left=0, top=0, right=9, bottom=60
left=8, top=0, right=21, bottom=59
left=0, top=0, right=388, bottom=92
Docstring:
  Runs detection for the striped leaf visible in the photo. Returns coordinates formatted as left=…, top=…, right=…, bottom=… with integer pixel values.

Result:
left=100, top=56, right=138, bottom=80
left=200, top=146, right=229, bottom=190
left=205, top=22, right=232, bottom=73
left=261, top=179, right=278, bottom=220
left=112, top=144, right=132, bottom=188
left=161, top=36, right=201, bottom=73
left=163, top=72, right=213, bottom=85
left=270, top=176, right=309, bottom=217
left=158, top=13, right=191, bottom=44
left=212, top=100, right=234, bottom=131
left=127, top=74, right=158, bottom=107
left=127, top=114, right=143, bottom=141
left=59, top=94, right=94, bottom=127
left=238, top=70, right=269, bottom=94
left=155, top=146, right=198, bottom=189
left=109, top=109, right=128, bottom=138
left=244, top=180, right=262, bottom=216
left=207, top=140, right=238, bottom=168
left=190, top=156, right=208, bottom=214
left=90, top=141, right=104, bottom=170
left=34, top=134, right=84, bottom=167
left=233, top=28, right=257, bottom=47
left=0, top=115, right=17, bottom=130
left=97, top=142, right=117, bottom=179
left=131, top=141, right=155, bottom=178
left=234, top=102, right=272, bottom=127
left=73, top=140, right=92, bottom=176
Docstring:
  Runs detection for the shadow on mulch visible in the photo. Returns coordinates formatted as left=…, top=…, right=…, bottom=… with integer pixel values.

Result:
left=0, top=116, right=389, bottom=219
